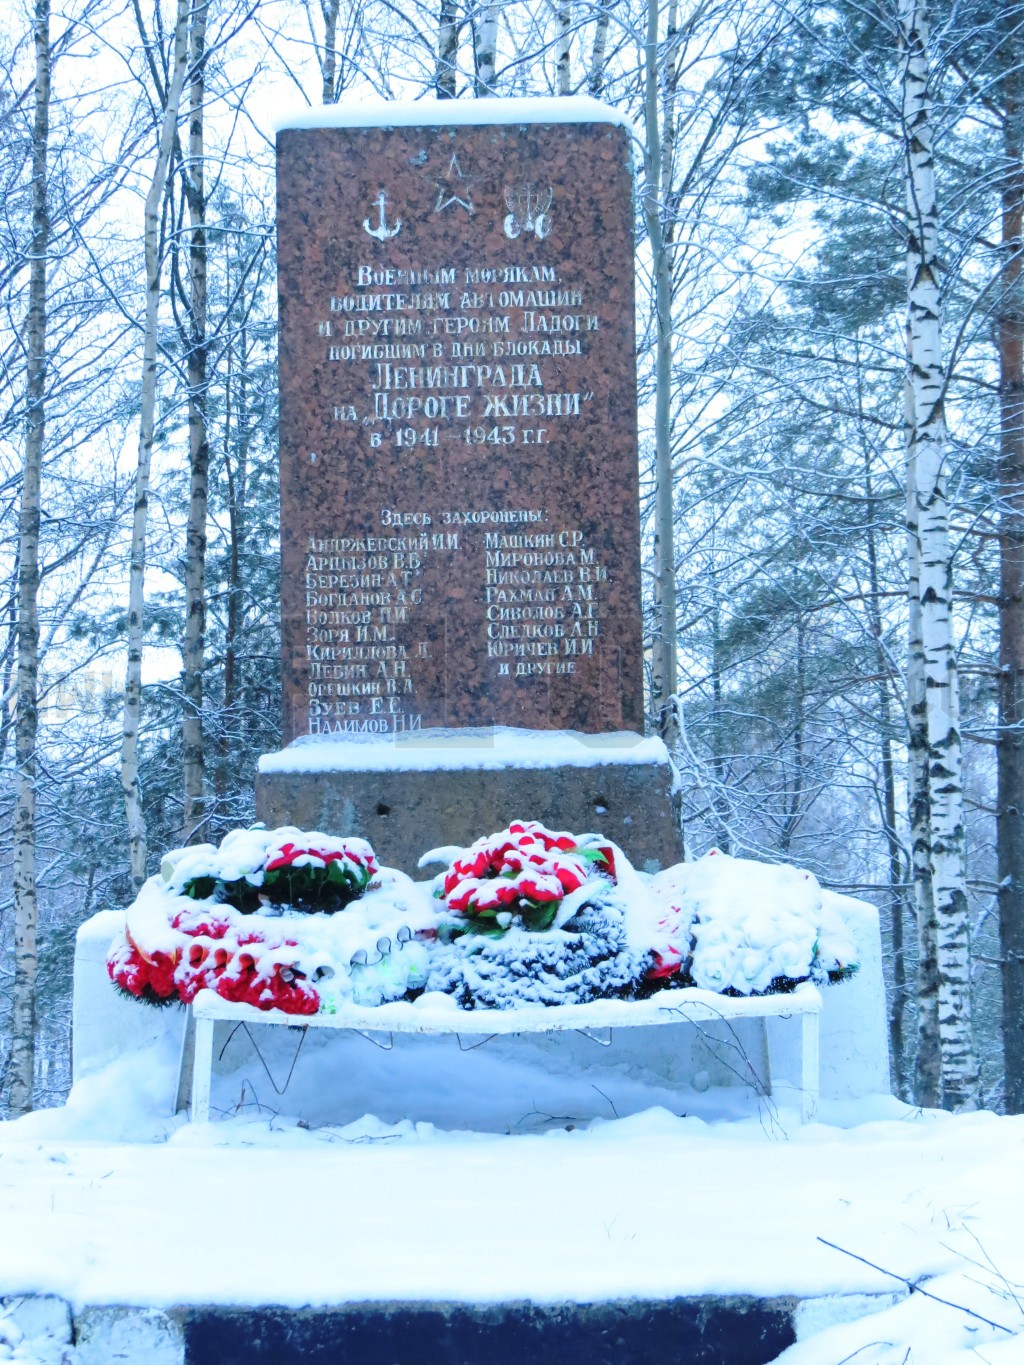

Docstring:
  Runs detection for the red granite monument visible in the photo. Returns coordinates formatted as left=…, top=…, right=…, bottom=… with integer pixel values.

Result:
left=259, top=102, right=681, bottom=874
left=276, top=111, right=643, bottom=744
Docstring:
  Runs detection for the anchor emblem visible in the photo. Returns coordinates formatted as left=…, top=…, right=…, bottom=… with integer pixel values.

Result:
left=363, top=191, right=401, bottom=240
left=503, top=185, right=553, bottom=240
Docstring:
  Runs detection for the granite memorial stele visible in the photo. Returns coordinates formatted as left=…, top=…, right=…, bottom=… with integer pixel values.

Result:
left=257, top=97, right=683, bottom=874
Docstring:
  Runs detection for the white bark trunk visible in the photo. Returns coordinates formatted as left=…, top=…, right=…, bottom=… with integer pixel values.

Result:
left=588, top=2, right=612, bottom=97
left=555, top=1, right=571, bottom=95
left=643, top=0, right=678, bottom=740
left=181, top=0, right=209, bottom=844
left=474, top=3, right=499, bottom=95
left=319, top=0, right=341, bottom=102
left=437, top=0, right=458, bottom=97
left=906, top=374, right=940, bottom=1107
left=901, top=0, right=980, bottom=1110
left=10, top=0, right=51, bottom=1120
left=121, top=0, right=189, bottom=889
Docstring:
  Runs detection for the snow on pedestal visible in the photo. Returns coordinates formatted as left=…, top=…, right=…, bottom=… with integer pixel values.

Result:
left=271, top=94, right=633, bottom=133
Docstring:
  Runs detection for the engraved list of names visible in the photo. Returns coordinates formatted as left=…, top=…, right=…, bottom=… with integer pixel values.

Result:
left=276, top=114, right=643, bottom=743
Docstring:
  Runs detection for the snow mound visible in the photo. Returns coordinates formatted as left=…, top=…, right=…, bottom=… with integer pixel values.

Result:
left=647, top=851, right=858, bottom=994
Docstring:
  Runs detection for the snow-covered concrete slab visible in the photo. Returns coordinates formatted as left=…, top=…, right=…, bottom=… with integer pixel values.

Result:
left=257, top=727, right=671, bottom=774
left=189, top=980, right=822, bottom=1035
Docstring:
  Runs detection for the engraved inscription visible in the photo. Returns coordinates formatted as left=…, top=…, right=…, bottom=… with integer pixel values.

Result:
left=277, top=121, right=643, bottom=739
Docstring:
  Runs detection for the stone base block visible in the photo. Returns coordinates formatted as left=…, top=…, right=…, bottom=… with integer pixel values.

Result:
left=181, top=1297, right=795, bottom=1365
left=76, top=1307, right=184, bottom=1365
left=256, top=728, right=683, bottom=876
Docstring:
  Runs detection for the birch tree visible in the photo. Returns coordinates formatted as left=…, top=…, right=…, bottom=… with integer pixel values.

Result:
left=313, top=0, right=340, bottom=102
left=588, top=1, right=612, bottom=96
left=9, top=0, right=51, bottom=1120
left=121, top=0, right=190, bottom=889
left=555, top=1, right=572, bottom=94
left=642, top=0, right=679, bottom=742
left=906, top=372, right=940, bottom=1107
left=437, top=0, right=459, bottom=96
left=901, top=0, right=980, bottom=1110
left=303, top=0, right=361, bottom=103
left=179, top=0, right=210, bottom=844
left=474, top=3, right=499, bottom=94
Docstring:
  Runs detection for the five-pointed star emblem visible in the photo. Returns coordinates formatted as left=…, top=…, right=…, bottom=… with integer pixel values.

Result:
left=434, top=153, right=475, bottom=214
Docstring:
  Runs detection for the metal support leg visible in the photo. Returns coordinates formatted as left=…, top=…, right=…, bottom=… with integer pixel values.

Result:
left=174, top=1009, right=197, bottom=1115
left=801, top=1011, right=820, bottom=1123
left=191, top=1016, right=215, bottom=1123
left=762, top=1018, right=775, bottom=1105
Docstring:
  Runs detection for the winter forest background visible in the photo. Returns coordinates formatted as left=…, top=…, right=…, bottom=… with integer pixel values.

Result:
left=1, top=0, right=1021, bottom=1119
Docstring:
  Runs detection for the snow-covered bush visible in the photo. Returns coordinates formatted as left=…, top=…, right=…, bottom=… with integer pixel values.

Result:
left=643, top=850, right=858, bottom=994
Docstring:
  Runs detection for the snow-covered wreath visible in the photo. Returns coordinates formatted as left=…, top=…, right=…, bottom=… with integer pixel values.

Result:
left=108, top=820, right=858, bottom=1016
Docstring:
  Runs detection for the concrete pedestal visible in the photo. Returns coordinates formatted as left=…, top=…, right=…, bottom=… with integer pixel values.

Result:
left=256, top=728, right=684, bottom=876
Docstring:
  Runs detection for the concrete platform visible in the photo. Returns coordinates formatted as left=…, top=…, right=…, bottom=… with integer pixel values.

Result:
left=16, top=1292, right=924, bottom=1365
left=13, top=1290, right=915, bottom=1364
left=256, top=728, right=684, bottom=875
left=179, top=1297, right=797, bottom=1364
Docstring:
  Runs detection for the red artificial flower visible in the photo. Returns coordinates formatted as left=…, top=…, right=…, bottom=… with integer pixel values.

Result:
left=442, top=821, right=607, bottom=926
left=213, top=958, right=318, bottom=1015
left=643, top=905, right=690, bottom=982
left=108, top=944, right=180, bottom=1004
left=647, top=948, right=685, bottom=980
left=265, top=841, right=379, bottom=876
left=170, top=909, right=231, bottom=939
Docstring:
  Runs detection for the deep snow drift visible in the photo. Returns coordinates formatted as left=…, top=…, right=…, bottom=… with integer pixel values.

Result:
left=1, top=1037, right=1023, bottom=1364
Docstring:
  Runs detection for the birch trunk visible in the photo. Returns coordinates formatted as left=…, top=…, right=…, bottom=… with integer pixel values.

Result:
left=588, top=2, right=612, bottom=96
left=216, top=319, right=250, bottom=815
left=474, top=4, right=499, bottom=95
left=901, top=0, right=980, bottom=1110
left=320, top=0, right=341, bottom=102
left=437, top=0, right=458, bottom=97
left=121, top=0, right=189, bottom=889
left=709, top=551, right=732, bottom=853
left=865, top=443, right=910, bottom=1095
left=555, top=2, right=571, bottom=95
left=9, top=0, right=51, bottom=1119
left=906, top=375, right=940, bottom=1106
left=643, top=0, right=678, bottom=742
left=996, top=61, right=1024, bottom=1114
left=779, top=614, right=806, bottom=855
left=181, top=0, right=209, bottom=844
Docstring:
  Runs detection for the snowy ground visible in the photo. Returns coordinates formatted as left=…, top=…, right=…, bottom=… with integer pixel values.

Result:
left=1, top=1035, right=1023, bottom=1364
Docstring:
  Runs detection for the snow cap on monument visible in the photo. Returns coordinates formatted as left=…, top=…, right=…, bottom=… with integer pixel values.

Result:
left=276, top=100, right=644, bottom=742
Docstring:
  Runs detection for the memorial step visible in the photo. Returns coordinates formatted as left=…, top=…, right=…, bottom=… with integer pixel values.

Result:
left=179, top=1297, right=797, bottom=1365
